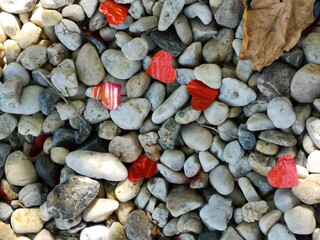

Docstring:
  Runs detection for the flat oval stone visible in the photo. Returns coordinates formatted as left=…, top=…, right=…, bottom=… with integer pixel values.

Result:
left=66, top=150, right=128, bottom=181
left=267, top=97, right=296, bottom=129
left=258, top=130, right=297, bottom=147
left=83, top=198, right=119, bottom=223
left=209, top=165, right=234, bottom=195
left=181, top=123, right=213, bottom=151
left=110, top=98, right=151, bottom=130
left=101, top=49, right=141, bottom=80
left=54, top=19, right=81, bottom=51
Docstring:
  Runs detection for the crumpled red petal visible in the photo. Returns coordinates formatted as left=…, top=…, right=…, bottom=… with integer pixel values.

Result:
left=128, top=155, right=157, bottom=182
left=267, top=155, right=298, bottom=188
left=92, top=82, right=122, bottom=110
left=99, top=0, right=128, bottom=25
left=146, top=50, right=177, bottom=83
left=187, top=80, right=219, bottom=111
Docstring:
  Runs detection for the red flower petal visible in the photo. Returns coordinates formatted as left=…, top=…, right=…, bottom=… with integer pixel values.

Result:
left=146, top=50, right=177, bottom=83
left=99, top=0, right=128, bottom=25
left=29, top=135, right=48, bottom=157
left=187, top=80, right=219, bottom=111
left=92, top=82, right=122, bottom=110
left=267, top=155, right=298, bottom=188
left=128, top=155, right=157, bottom=182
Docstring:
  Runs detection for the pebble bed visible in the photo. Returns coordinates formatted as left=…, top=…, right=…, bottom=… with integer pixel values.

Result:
left=0, top=0, right=320, bottom=239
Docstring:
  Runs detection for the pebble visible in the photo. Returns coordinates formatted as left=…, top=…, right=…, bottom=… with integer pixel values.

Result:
left=204, top=100, right=229, bottom=125
left=199, top=151, right=219, bottom=172
left=0, top=113, right=18, bottom=140
left=238, top=177, right=260, bottom=202
left=147, top=177, right=169, bottom=202
left=80, top=225, right=110, bottom=240
left=110, top=98, right=151, bottom=130
left=0, top=0, right=37, bottom=14
left=145, top=81, right=166, bottom=110
left=177, top=212, right=202, bottom=234
left=292, top=174, right=320, bottom=204
left=302, top=32, right=320, bottom=64
left=307, top=150, right=320, bottom=173
left=129, top=0, right=145, bottom=19
left=267, top=97, right=296, bottom=129
left=152, top=85, right=190, bottom=124
left=83, top=98, right=110, bottom=124
left=209, top=165, right=234, bottom=195
left=115, top=178, right=142, bottom=202
left=214, top=0, right=243, bottom=28
left=284, top=205, right=316, bottom=235
left=176, top=68, right=196, bottom=85
left=98, top=120, right=121, bottom=140
left=129, top=16, right=159, bottom=33
left=4, top=151, right=37, bottom=187
left=181, top=123, right=213, bottom=151
left=246, top=172, right=273, bottom=196
left=242, top=200, right=269, bottom=222
left=158, top=0, right=184, bottom=31
left=101, top=49, right=141, bottom=80
left=221, top=227, right=243, bottom=240
left=3, top=62, right=30, bottom=86
left=202, top=28, right=233, bottom=64
left=50, top=58, right=78, bottom=97
left=248, top=152, right=276, bottom=176
left=268, top=223, right=296, bottom=240
left=238, top=125, right=256, bottom=151
left=89, top=9, right=107, bottom=32
left=274, top=188, right=301, bottom=213
left=247, top=113, right=275, bottom=131
left=255, top=140, right=279, bottom=155
left=292, top=104, right=311, bottom=135
left=175, top=106, right=201, bottom=124
left=152, top=203, right=169, bottom=228
left=34, top=229, right=55, bottom=240
left=134, top=183, right=151, bottom=209
left=20, top=45, right=47, bottom=70
left=157, top=163, right=189, bottom=184
left=62, top=4, right=86, bottom=22
left=257, top=61, right=296, bottom=100
left=150, top=31, right=185, bottom=57
left=259, top=210, right=282, bottom=235
left=184, top=154, right=201, bottom=178
left=66, top=150, right=128, bottom=181
left=217, top=119, right=238, bottom=142
left=200, top=194, right=233, bottom=231
left=124, top=210, right=154, bottom=240
left=0, top=202, right=13, bottom=221
left=0, top=77, right=23, bottom=108
left=218, top=78, right=257, bottom=107
left=42, top=111, right=64, bottom=134
left=18, top=183, right=46, bottom=207
left=281, top=48, right=304, bottom=69
left=0, top=12, right=20, bottom=40
left=0, top=143, right=10, bottom=168
left=163, top=217, right=179, bottom=237
left=116, top=201, right=135, bottom=224
left=236, top=222, right=262, bottom=240
left=306, top=117, right=320, bottom=148
left=11, top=208, right=44, bottom=234
left=18, top=22, right=42, bottom=50
left=160, top=149, right=185, bottom=171
left=3, top=40, right=21, bottom=63
left=35, top=155, right=62, bottom=187
left=54, top=19, right=81, bottom=51
left=178, top=42, right=202, bottom=67
left=55, top=100, right=85, bottom=121
left=138, top=132, right=161, bottom=161
left=127, top=72, right=151, bottom=98
left=40, top=175, right=100, bottom=220
left=83, top=198, right=119, bottom=223
left=184, top=2, right=212, bottom=25
left=109, top=132, right=142, bottom=163
left=223, top=140, right=245, bottom=164
left=210, top=135, right=226, bottom=161
left=166, top=185, right=204, bottom=217
left=194, top=63, right=221, bottom=88
left=76, top=43, right=105, bottom=86
left=291, top=64, right=320, bottom=103
left=122, top=38, right=149, bottom=61
left=258, top=130, right=297, bottom=147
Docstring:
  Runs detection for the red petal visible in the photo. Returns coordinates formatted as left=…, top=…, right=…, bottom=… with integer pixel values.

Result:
left=146, top=50, right=177, bottom=83
left=92, top=82, right=122, bottom=110
left=99, top=0, right=128, bottom=25
left=29, top=135, right=48, bottom=157
left=187, top=80, right=219, bottom=111
left=267, top=155, right=298, bottom=188
left=128, top=155, right=157, bottom=182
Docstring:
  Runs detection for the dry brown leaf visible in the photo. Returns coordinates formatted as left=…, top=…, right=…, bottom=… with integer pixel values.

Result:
left=239, top=0, right=314, bottom=70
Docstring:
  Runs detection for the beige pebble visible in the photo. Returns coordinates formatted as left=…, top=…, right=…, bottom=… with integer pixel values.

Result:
left=11, top=208, right=44, bottom=234
left=50, top=147, right=69, bottom=165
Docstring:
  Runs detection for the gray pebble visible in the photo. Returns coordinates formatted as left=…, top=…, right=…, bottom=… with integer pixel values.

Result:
left=176, top=68, right=195, bottom=85
left=3, top=62, right=30, bottom=86
left=199, top=151, right=219, bottom=173
left=122, top=37, right=149, bottom=61
left=98, top=120, right=121, bottom=140
left=181, top=123, right=213, bottom=151
left=177, top=212, right=202, bottom=234
left=175, top=106, right=201, bottom=124
left=18, top=112, right=44, bottom=137
left=124, top=210, right=154, bottom=240
left=223, top=140, right=245, bottom=164
left=152, top=203, right=169, bottom=228
left=267, top=97, right=296, bottom=129
left=302, top=32, right=320, bottom=64
left=184, top=154, right=201, bottom=178
left=158, top=117, right=181, bottom=150
left=62, top=4, right=86, bottom=22
left=147, top=177, right=168, bottom=202
left=42, top=111, right=65, bottom=134
left=248, top=152, right=276, bottom=176
left=0, top=77, right=22, bottom=108
left=20, top=45, right=47, bottom=70
left=129, top=0, right=145, bottom=19
left=160, top=149, right=185, bottom=171
left=210, top=135, right=226, bottom=161
left=89, top=10, right=107, bottom=31
left=306, top=117, right=320, bottom=148
left=157, top=163, right=189, bottom=184
left=236, top=222, right=262, bottom=240
left=115, top=31, right=133, bottom=48
left=229, top=154, right=252, bottom=178
left=174, top=14, right=193, bottom=45
left=214, top=0, right=244, bottom=28
left=259, top=210, right=282, bottom=235
left=158, top=0, right=185, bottom=31
left=184, top=2, right=212, bottom=25
left=246, top=172, right=273, bottom=196
left=178, top=42, right=202, bottom=68
left=129, top=16, right=158, bottom=33
left=19, top=183, right=46, bottom=207
left=54, top=19, right=81, bottom=51
left=204, top=100, right=229, bottom=125
left=127, top=72, right=151, bottom=98
left=209, top=165, right=234, bottom=195
left=243, top=95, right=268, bottom=117
left=0, top=113, right=18, bottom=140
left=217, top=119, right=238, bottom=142
left=101, top=49, right=141, bottom=80
left=238, top=177, right=260, bottom=202
left=259, top=130, right=297, bottom=147
left=163, top=217, right=179, bottom=237
left=0, top=0, right=37, bottom=13
left=83, top=98, right=110, bottom=124
left=242, top=201, right=269, bottom=222
left=0, top=202, right=13, bottom=221
left=268, top=223, right=296, bottom=240
left=247, top=113, right=275, bottom=131
left=274, top=188, right=301, bottom=213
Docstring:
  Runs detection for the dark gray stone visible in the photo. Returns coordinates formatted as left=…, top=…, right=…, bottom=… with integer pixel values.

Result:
left=258, top=130, right=297, bottom=147
left=158, top=118, right=181, bottom=150
left=40, top=87, right=61, bottom=115
left=35, top=155, right=62, bottom=187
left=74, top=121, right=92, bottom=144
left=42, top=175, right=100, bottom=219
left=257, top=61, right=296, bottom=100
left=52, top=128, right=77, bottom=150
left=281, top=48, right=305, bottom=69
left=238, top=124, right=256, bottom=151
left=0, top=143, right=11, bottom=168
left=124, top=210, right=154, bottom=240
left=78, top=135, right=108, bottom=152
left=198, top=230, right=221, bottom=240
left=150, top=31, right=185, bottom=57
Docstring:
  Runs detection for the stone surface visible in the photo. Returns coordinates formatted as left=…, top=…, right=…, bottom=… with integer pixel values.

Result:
left=242, top=201, right=269, bottom=222
left=292, top=174, right=320, bottom=204
left=54, top=19, right=81, bottom=51
left=124, top=210, right=153, bottom=240
left=181, top=123, right=213, bottom=151
left=83, top=198, right=119, bottom=223
left=267, top=97, right=296, bottom=129
left=11, top=208, right=44, bottom=234
left=209, top=165, right=234, bottom=195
